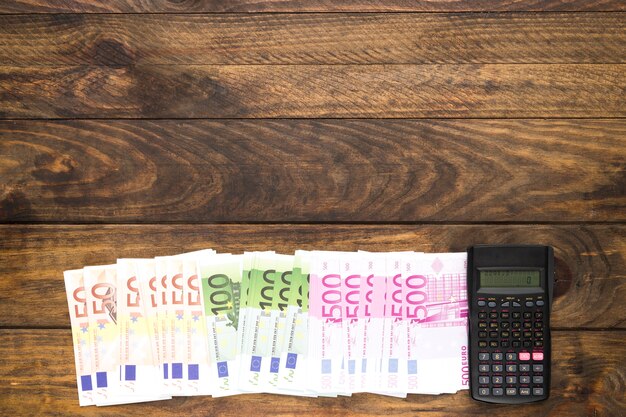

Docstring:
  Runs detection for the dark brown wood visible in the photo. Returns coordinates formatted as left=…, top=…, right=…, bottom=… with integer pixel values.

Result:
left=0, top=224, right=623, bottom=329
left=1, top=119, right=625, bottom=223
left=0, top=329, right=623, bottom=416
left=1, top=14, right=624, bottom=66
left=1, top=64, right=624, bottom=119
left=0, top=0, right=624, bottom=12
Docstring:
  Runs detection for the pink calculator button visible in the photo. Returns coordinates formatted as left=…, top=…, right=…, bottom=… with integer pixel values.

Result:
left=519, top=352, right=531, bottom=361
left=533, top=352, right=544, bottom=361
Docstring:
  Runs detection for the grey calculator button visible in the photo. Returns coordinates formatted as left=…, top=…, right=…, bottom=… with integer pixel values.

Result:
left=501, top=301, right=510, bottom=307
left=479, top=376, right=489, bottom=384
left=506, top=364, right=517, bottom=373
left=520, top=388, right=531, bottom=396
left=533, top=376, right=544, bottom=384
left=479, top=353, right=489, bottom=361
left=533, top=364, right=544, bottom=372
left=520, top=364, right=530, bottom=372
left=525, top=301, right=534, bottom=307
left=488, top=301, right=496, bottom=308
left=520, top=376, right=530, bottom=384
left=505, top=376, right=517, bottom=384
left=493, top=388, right=503, bottom=396
left=479, top=388, right=490, bottom=396
left=533, top=387, right=544, bottom=396
left=492, top=364, right=503, bottom=372
left=513, top=302, right=521, bottom=307
left=478, top=300, right=486, bottom=307
left=506, top=388, right=517, bottom=396
left=479, top=364, right=489, bottom=372
left=506, top=353, right=517, bottom=361
left=536, top=300, right=545, bottom=306
left=492, top=353, right=503, bottom=361
left=492, top=376, right=503, bottom=384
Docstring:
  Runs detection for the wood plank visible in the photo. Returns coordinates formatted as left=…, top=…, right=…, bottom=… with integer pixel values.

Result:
left=1, top=64, right=624, bottom=119
left=0, top=329, right=623, bottom=415
left=0, top=224, right=623, bottom=329
left=0, top=0, right=624, bottom=13
left=1, top=119, right=625, bottom=223
left=1, top=14, right=624, bottom=66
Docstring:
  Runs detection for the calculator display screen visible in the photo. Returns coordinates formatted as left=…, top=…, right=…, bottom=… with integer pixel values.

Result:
left=479, top=270, right=541, bottom=288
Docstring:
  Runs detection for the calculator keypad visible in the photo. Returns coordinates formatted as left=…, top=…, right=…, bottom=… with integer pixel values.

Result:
left=472, top=295, right=548, bottom=402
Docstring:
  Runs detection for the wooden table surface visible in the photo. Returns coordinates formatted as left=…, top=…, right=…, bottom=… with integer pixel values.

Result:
left=0, top=1, right=624, bottom=416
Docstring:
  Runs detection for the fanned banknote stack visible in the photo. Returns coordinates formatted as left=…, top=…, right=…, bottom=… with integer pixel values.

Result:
left=64, top=249, right=469, bottom=406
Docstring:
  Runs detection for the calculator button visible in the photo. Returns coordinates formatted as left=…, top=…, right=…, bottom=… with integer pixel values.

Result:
left=512, top=312, right=521, bottom=319
left=535, top=331, right=543, bottom=338
left=532, top=352, right=544, bottom=361
left=492, top=376, right=503, bottom=384
left=523, top=322, right=532, bottom=329
left=493, top=388, right=503, bottom=396
left=500, top=312, right=510, bottom=319
left=525, top=301, right=534, bottom=307
left=489, top=312, right=498, bottom=319
left=501, top=301, right=510, bottom=307
left=520, top=387, right=531, bottom=396
left=512, top=340, right=521, bottom=348
left=523, top=312, right=532, bottom=319
left=490, top=341, right=499, bottom=347
left=488, top=301, right=496, bottom=308
left=479, top=376, right=489, bottom=384
left=479, top=331, right=487, bottom=338
left=520, top=364, right=530, bottom=372
left=479, top=353, right=489, bottom=361
left=533, top=364, right=544, bottom=372
left=478, top=312, right=487, bottom=319
left=536, top=300, right=545, bottom=307
left=492, top=364, right=503, bottom=372
left=535, top=312, right=543, bottom=319
left=533, top=387, right=544, bottom=396
left=524, top=331, right=532, bottom=338
left=505, top=376, right=517, bottom=384
left=492, top=353, right=503, bottom=361
left=523, top=340, right=532, bottom=347
left=479, top=341, right=488, bottom=348
left=490, top=322, right=498, bottom=328
left=477, top=300, right=486, bottom=307
left=506, top=365, right=517, bottom=373
left=512, top=322, right=521, bottom=328
left=520, top=376, right=531, bottom=384
left=506, top=388, right=517, bottom=396
left=490, top=331, right=498, bottom=338
left=478, top=387, right=490, bottom=396
left=519, top=352, right=531, bottom=361
left=501, top=322, right=510, bottom=329
left=534, top=340, right=544, bottom=347
left=513, top=331, right=521, bottom=338
left=513, top=302, right=521, bottom=307
left=505, top=353, right=517, bottom=361
left=500, top=331, right=509, bottom=338
left=535, top=321, right=543, bottom=328
left=533, top=376, right=544, bottom=384
left=500, top=341, right=509, bottom=348
left=479, top=364, right=489, bottom=372
left=479, top=321, right=487, bottom=328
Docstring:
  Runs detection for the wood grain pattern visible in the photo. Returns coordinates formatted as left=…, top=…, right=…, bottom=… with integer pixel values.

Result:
left=1, top=119, right=625, bottom=223
left=0, top=224, right=623, bottom=329
left=1, top=64, right=624, bottom=119
left=1, top=329, right=624, bottom=416
left=0, top=0, right=624, bottom=13
left=1, top=14, right=624, bottom=66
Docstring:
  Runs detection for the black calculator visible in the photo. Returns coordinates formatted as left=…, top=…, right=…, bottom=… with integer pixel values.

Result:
left=467, top=245, right=554, bottom=404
